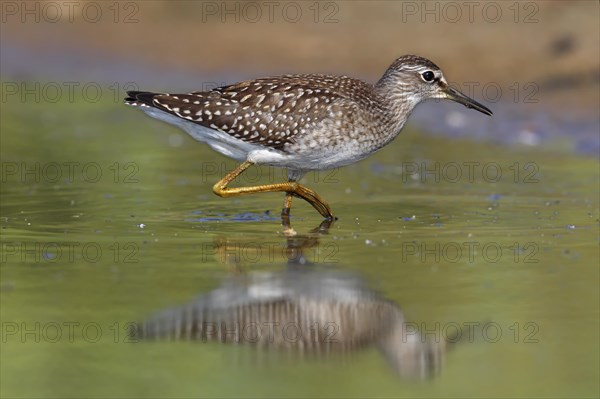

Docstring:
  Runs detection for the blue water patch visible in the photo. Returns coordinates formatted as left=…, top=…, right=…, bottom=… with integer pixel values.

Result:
left=410, top=99, right=599, bottom=158
left=186, top=210, right=279, bottom=223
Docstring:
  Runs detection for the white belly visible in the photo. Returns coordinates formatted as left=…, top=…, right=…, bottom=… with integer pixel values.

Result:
left=140, top=107, right=356, bottom=171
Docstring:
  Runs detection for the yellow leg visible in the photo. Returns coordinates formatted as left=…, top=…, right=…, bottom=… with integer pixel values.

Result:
left=281, top=193, right=294, bottom=229
left=282, top=193, right=293, bottom=215
left=212, top=161, right=335, bottom=219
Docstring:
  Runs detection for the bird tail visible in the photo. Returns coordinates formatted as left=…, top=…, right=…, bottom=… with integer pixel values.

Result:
left=124, top=91, right=159, bottom=107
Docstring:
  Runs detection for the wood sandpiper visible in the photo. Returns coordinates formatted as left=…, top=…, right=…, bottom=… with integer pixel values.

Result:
left=125, top=55, right=492, bottom=220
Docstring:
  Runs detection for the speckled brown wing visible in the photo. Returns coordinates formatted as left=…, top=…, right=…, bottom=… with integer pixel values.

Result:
left=126, top=75, right=376, bottom=151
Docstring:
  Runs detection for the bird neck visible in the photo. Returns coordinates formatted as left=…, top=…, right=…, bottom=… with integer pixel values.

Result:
left=374, top=78, right=422, bottom=136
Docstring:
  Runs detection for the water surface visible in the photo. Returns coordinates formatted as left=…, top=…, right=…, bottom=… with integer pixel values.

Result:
left=1, top=97, right=598, bottom=398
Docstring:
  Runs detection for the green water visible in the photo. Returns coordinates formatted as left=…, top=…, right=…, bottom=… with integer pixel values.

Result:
left=1, top=97, right=598, bottom=398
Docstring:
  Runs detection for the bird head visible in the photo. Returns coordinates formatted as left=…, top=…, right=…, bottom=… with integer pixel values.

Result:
left=378, top=55, right=493, bottom=116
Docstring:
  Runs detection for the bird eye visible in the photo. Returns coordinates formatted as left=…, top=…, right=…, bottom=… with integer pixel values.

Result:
left=421, top=71, right=435, bottom=82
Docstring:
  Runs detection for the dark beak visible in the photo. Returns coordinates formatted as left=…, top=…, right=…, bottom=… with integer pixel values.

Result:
left=444, top=86, right=493, bottom=116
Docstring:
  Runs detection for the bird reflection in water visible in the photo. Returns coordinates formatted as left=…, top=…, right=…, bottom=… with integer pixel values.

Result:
left=132, top=221, right=451, bottom=380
